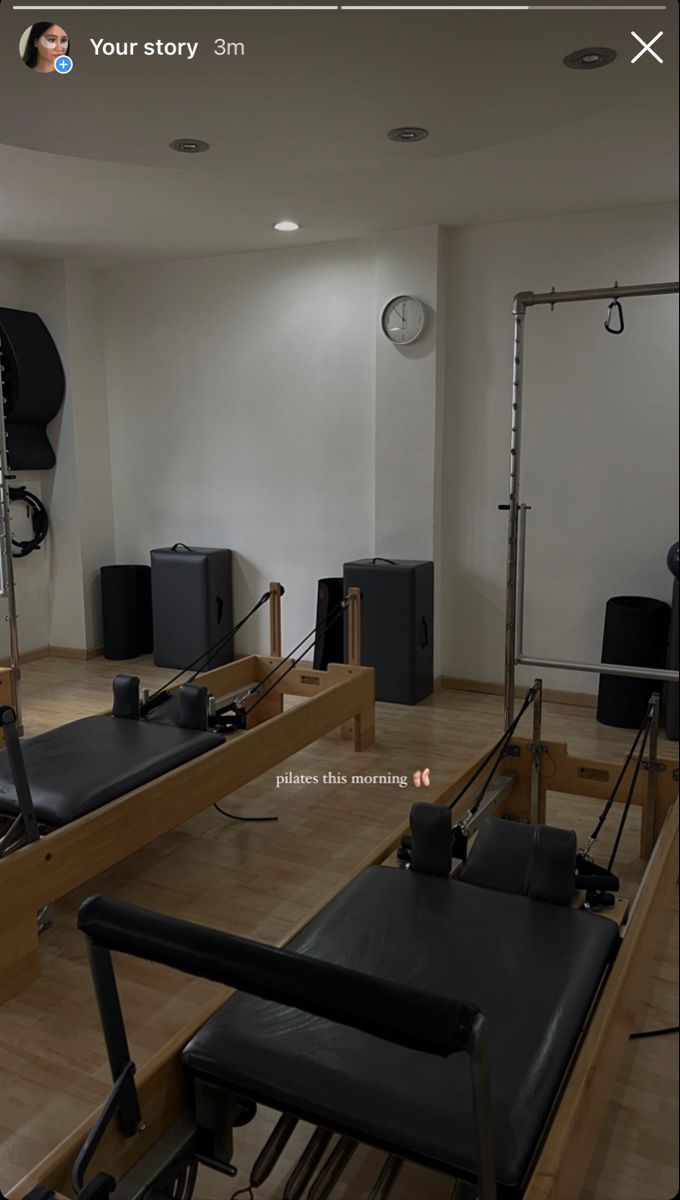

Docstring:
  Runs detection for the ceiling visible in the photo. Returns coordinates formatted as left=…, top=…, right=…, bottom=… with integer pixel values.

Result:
left=0, top=2, right=677, bottom=262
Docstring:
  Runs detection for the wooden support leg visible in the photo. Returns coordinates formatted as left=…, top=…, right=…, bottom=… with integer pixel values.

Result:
left=342, top=587, right=365, bottom=742
left=269, top=582, right=283, bottom=657
left=352, top=701, right=375, bottom=751
left=0, top=915, right=40, bottom=1003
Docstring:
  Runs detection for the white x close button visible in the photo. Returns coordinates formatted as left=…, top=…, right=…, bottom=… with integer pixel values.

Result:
left=630, top=31, right=664, bottom=64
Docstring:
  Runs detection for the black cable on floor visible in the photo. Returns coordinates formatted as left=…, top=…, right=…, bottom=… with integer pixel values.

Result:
left=213, top=802, right=278, bottom=823
left=629, top=1026, right=679, bottom=1040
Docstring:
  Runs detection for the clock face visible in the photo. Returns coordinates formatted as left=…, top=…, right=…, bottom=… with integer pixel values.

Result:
left=381, top=295, right=426, bottom=345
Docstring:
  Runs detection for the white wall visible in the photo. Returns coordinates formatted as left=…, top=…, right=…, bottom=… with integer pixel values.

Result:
left=102, top=240, right=377, bottom=654
left=442, top=203, right=679, bottom=693
left=1, top=259, right=116, bottom=661
left=0, top=259, right=53, bottom=657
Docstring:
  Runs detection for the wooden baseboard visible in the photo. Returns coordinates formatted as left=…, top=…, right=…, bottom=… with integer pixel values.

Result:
left=440, top=675, right=597, bottom=710
left=47, top=645, right=104, bottom=661
left=3, top=646, right=50, bottom=665
left=1, top=645, right=104, bottom=666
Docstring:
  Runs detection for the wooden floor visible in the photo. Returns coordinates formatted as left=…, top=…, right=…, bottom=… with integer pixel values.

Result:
left=0, top=656, right=677, bottom=1200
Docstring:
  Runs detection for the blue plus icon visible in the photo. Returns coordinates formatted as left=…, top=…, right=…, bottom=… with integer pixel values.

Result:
left=55, top=54, right=73, bottom=74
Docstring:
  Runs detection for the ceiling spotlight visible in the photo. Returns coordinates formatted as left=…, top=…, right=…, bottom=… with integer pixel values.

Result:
left=274, top=220, right=300, bottom=232
left=387, top=127, right=429, bottom=143
left=169, top=138, right=210, bottom=153
left=563, top=47, right=617, bottom=70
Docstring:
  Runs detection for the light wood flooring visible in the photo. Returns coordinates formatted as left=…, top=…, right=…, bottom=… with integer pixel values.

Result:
left=0, top=655, right=677, bottom=1199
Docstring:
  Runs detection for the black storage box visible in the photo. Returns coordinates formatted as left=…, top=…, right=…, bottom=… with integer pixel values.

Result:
left=343, top=558, right=434, bottom=704
left=100, top=565, right=153, bottom=661
left=151, top=545, right=233, bottom=670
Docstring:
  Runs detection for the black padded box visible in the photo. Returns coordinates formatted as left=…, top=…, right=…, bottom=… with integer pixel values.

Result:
left=151, top=545, right=233, bottom=670
left=343, top=558, right=434, bottom=704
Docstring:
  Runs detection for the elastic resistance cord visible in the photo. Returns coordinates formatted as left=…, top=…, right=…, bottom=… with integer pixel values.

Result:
left=247, top=596, right=347, bottom=699
left=146, top=590, right=272, bottom=703
left=467, top=686, right=539, bottom=818
left=187, top=590, right=273, bottom=682
left=606, top=709, right=653, bottom=874
left=233, top=596, right=348, bottom=710
left=447, top=685, right=538, bottom=812
left=586, top=699, right=653, bottom=849
left=246, top=600, right=350, bottom=717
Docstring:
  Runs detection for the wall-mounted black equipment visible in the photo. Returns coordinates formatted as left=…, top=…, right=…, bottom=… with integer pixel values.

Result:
left=0, top=307, right=65, bottom=470
left=8, top=485, right=50, bottom=557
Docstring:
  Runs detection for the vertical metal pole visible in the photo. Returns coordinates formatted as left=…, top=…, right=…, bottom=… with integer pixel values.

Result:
left=504, top=301, right=526, bottom=730
left=0, top=338, right=22, bottom=730
left=530, top=678, right=543, bottom=825
left=86, top=942, right=142, bottom=1136
left=641, top=691, right=660, bottom=859
left=0, top=708, right=39, bottom=843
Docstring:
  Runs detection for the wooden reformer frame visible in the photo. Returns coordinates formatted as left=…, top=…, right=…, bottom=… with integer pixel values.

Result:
left=0, top=585, right=374, bottom=1004
left=7, top=720, right=677, bottom=1200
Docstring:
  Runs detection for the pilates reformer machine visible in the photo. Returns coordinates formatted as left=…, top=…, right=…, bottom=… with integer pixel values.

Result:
left=4, top=672, right=678, bottom=1200
left=0, top=581, right=375, bottom=1003
left=4, top=279, right=678, bottom=1200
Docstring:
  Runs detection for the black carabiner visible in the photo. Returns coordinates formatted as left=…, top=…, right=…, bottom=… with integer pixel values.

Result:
left=604, top=298, right=624, bottom=335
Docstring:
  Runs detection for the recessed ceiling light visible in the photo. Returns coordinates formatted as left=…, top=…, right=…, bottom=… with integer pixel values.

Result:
left=387, top=127, right=429, bottom=143
left=563, top=47, right=617, bottom=70
left=274, top=220, right=300, bottom=232
left=169, top=138, right=210, bottom=153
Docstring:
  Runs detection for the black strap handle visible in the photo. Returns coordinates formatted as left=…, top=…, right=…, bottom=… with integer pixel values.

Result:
left=78, top=895, right=479, bottom=1058
left=171, top=542, right=192, bottom=552
left=604, top=298, right=624, bottom=335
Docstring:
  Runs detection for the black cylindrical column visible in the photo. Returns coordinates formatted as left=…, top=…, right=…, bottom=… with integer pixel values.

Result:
left=101, top=565, right=153, bottom=660
left=597, top=596, right=671, bottom=728
left=664, top=544, right=679, bottom=740
left=312, top=578, right=345, bottom=670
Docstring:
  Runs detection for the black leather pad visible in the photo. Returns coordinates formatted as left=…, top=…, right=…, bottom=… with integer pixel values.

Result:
left=0, top=716, right=224, bottom=827
left=182, top=867, right=618, bottom=1195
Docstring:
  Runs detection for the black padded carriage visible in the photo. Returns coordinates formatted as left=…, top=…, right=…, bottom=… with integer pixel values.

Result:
left=0, top=715, right=223, bottom=828
left=181, top=866, right=618, bottom=1197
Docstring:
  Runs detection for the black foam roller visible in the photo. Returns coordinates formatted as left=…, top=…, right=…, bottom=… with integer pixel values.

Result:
left=313, top=578, right=345, bottom=670
left=664, top=578, right=678, bottom=741
left=101, top=565, right=153, bottom=660
left=597, top=596, right=671, bottom=729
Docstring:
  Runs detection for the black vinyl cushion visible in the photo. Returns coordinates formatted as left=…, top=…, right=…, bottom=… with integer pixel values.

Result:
left=182, top=867, right=618, bottom=1195
left=0, top=715, right=223, bottom=827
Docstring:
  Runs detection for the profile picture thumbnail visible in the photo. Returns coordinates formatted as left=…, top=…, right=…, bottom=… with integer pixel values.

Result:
left=20, top=22, right=71, bottom=72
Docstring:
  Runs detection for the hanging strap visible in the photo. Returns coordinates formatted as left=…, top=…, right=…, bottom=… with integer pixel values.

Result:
left=604, top=298, right=624, bottom=335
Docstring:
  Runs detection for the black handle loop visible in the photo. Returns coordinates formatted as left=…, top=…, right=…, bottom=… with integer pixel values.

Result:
left=171, top=542, right=192, bottom=552
left=604, top=298, right=624, bottom=335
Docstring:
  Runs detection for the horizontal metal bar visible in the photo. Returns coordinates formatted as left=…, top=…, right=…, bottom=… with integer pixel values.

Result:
left=514, top=281, right=679, bottom=312
left=517, top=654, right=677, bottom=682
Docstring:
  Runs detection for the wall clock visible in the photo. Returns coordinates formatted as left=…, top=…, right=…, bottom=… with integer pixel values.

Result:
left=381, top=295, right=426, bottom=345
